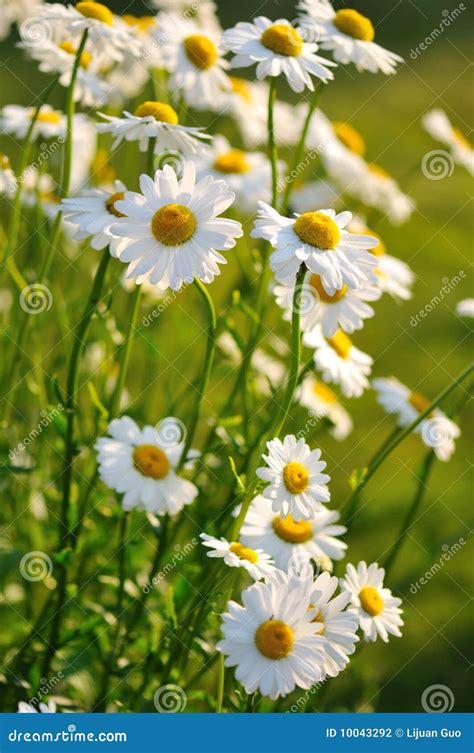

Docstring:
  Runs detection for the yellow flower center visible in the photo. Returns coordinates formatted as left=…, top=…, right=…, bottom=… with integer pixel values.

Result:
left=151, top=203, right=196, bottom=246
left=255, top=619, right=294, bottom=659
left=35, top=110, right=61, bottom=124
left=229, top=542, right=258, bottom=564
left=310, top=608, right=325, bottom=634
left=261, top=23, right=304, bottom=57
left=230, top=76, right=252, bottom=103
left=294, top=212, right=341, bottom=250
left=59, top=40, right=92, bottom=69
left=213, top=149, right=250, bottom=174
left=333, top=9, right=375, bottom=41
left=92, top=148, right=116, bottom=185
left=408, top=390, right=431, bottom=414
left=332, top=121, right=366, bottom=156
left=76, top=1, right=113, bottom=26
left=0, top=153, right=11, bottom=170
left=368, top=162, right=390, bottom=179
left=134, top=101, right=179, bottom=124
left=312, top=381, right=338, bottom=404
left=272, top=514, right=313, bottom=543
left=327, top=330, right=352, bottom=359
left=122, top=14, right=155, bottom=33
left=359, top=586, right=384, bottom=616
left=184, top=34, right=218, bottom=70
left=133, top=444, right=169, bottom=480
left=363, top=228, right=385, bottom=256
left=310, top=273, right=347, bottom=304
left=283, top=462, right=309, bottom=495
left=452, top=127, right=472, bottom=149
left=105, top=191, right=125, bottom=218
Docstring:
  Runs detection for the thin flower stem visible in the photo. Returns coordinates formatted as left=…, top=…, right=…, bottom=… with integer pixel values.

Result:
left=60, top=29, right=89, bottom=198
left=268, top=78, right=278, bottom=207
left=109, top=285, right=142, bottom=418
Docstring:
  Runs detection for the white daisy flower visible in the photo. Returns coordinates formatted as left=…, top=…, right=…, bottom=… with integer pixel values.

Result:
left=152, top=0, right=222, bottom=36
left=0, top=153, right=16, bottom=196
left=256, top=434, right=331, bottom=522
left=422, top=109, right=474, bottom=175
left=18, top=700, right=56, bottom=713
left=372, top=377, right=460, bottom=462
left=0, top=0, right=44, bottom=40
left=251, top=349, right=286, bottom=396
left=216, top=574, right=326, bottom=699
left=299, top=1, right=403, bottom=75
left=304, top=325, right=372, bottom=398
left=20, top=169, right=61, bottom=220
left=252, top=204, right=379, bottom=295
left=456, top=298, right=474, bottom=318
left=298, top=374, right=353, bottom=441
left=119, top=14, right=162, bottom=68
left=199, top=533, right=275, bottom=580
left=0, top=104, right=66, bottom=141
left=239, top=494, right=347, bottom=571
left=95, top=415, right=199, bottom=515
left=290, top=179, right=342, bottom=215
left=97, top=101, right=211, bottom=154
left=110, top=161, right=243, bottom=291
left=274, top=269, right=381, bottom=338
left=341, top=561, right=403, bottom=643
left=154, top=14, right=231, bottom=110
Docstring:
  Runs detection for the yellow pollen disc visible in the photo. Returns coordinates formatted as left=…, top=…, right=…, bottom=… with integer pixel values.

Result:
left=36, top=110, right=61, bottom=124
left=41, top=191, right=60, bottom=204
left=134, top=101, right=179, bottom=124
left=310, top=608, right=325, bottom=634
left=0, top=153, right=11, bottom=170
left=333, top=121, right=366, bottom=156
left=133, top=444, right=169, bottom=480
left=255, top=619, right=294, bottom=660
left=105, top=191, right=125, bottom=218
left=283, top=462, right=309, bottom=495
left=229, top=542, right=258, bottom=564
left=294, top=212, right=341, bottom=250
left=92, top=148, right=116, bottom=185
left=213, top=149, right=250, bottom=174
left=452, top=127, right=472, bottom=149
left=59, top=40, right=92, bottom=68
left=272, top=514, right=313, bottom=543
left=261, top=23, right=303, bottom=57
left=359, top=586, right=384, bottom=616
left=122, top=15, right=155, bottom=33
left=408, top=390, right=431, bottom=414
left=327, top=330, right=352, bottom=359
left=333, top=9, right=375, bottom=41
left=310, top=273, right=347, bottom=304
left=368, top=162, right=390, bottom=179
left=312, top=381, right=338, bottom=404
left=151, top=203, right=196, bottom=246
left=184, top=34, right=218, bottom=70
left=76, top=2, right=113, bottom=26
left=230, top=76, right=251, bottom=103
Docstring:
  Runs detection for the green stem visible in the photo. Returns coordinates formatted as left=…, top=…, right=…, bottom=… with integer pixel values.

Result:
left=109, top=285, right=142, bottom=418
left=267, top=78, right=278, bottom=207
left=215, top=570, right=239, bottom=713
left=60, top=29, right=89, bottom=198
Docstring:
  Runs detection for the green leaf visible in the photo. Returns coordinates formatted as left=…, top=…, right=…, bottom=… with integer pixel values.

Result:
left=349, top=467, right=368, bottom=491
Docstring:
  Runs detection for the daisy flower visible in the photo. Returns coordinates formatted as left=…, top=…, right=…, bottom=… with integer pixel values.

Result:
left=252, top=204, right=379, bottom=295
left=20, top=169, right=61, bottom=221
left=199, top=533, right=275, bottom=580
left=97, top=101, right=211, bottom=154
left=95, top=415, right=198, bottom=515
left=299, top=1, right=403, bottom=75
left=0, top=104, right=66, bottom=141
left=341, top=561, right=403, bottom=643
left=456, top=298, right=474, bottom=318
left=152, top=0, right=222, bottom=36
left=217, top=574, right=325, bottom=699
left=372, top=377, right=460, bottom=461
left=256, top=434, right=331, bottom=522
left=110, top=161, right=243, bottom=291
left=0, top=153, right=16, bottom=196
left=304, top=326, right=372, bottom=398
left=0, top=1, right=44, bottom=40
left=222, top=16, right=336, bottom=93
left=239, top=494, right=347, bottom=571
left=18, top=700, right=56, bottom=713
left=298, top=374, right=353, bottom=440
left=422, top=109, right=474, bottom=175
left=154, top=14, right=231, bottom=110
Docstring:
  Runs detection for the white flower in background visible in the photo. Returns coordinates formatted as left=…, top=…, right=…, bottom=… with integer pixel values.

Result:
left=298, top=374, right=353, bottom=440
left=422, top=109, right=474, bottom=176
left=456, top=298, right=474, bottom=318
left=341, top=561, right=403, bottom=643
left=0, top=0, right=44, bottom=40
left=0, top=153, right=16, bottom=196
left=251, top=349, right=286, bottom=396
left=217, top=574, right=326, bottom=699
left=239, top=494, right=347, bottom=571
left=69, top=114, right=97, bottom=194
left=256, top=434, right=331, bottom=521
left=252, top=204, right=378, bottom=295
left=20, top=169, right=61, bottom=220
left=119, top=14, right=162, bottom=67
left=222, top=16, right=336, bottom=93
left=111, top=162, right=242, bottom=291
left=299, top=1, right=403, bottom=75
left=0, top=104, right=66, bottom=140
left=290, top=179, right=341, bottom=215
left=372, top=377, right=460, bottom=461
left=95, top=415, right=199, bottom=515
left=97, top=101, right=211, bottom=154
left=152, top=0, right=222, bottom=35
left=199, top=533, right=275, bottom=580
left=155, top=14, right=231, bottom=110
left=304, top=326, right=372, bottom=398
left=18, top=700, right=56, bottom=713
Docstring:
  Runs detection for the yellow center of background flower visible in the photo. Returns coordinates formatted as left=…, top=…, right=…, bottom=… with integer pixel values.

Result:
left=105, top=191, right=125, bottom=217
left=230, top=76, right=251, bottom=103
left=134, top=101, right=179, bottom=124
left=327, top=330, right=352, bottom=359
left=76, top=1, right=113, bottom=26
left=363, top=228, right=385, bottom=256
left=294, top=212, right=341, bottom=250
left=310, top=273, right=347, bottom=303
left=151, top=203, right=196, bottom=246
left=312, top=381, right=338, bottom=404
left=133, top=444, right=169, bottom=479
left=261, top=24, right=303, bottom=57
left=359, top=586, right=384, bottom=616
left=36, top=110, right=61, bottom=124
left=333, top=9, right=375, bottom=41
left=368, top=162, right=390, bottom=179
left=333, top=121, right=366, bottom=156
left=283, top=462, right=309, bottom=494
left=122, top=14, right=155, bottom=33
left=213, top=149, right=250, bottom=174
left=273, top=514, right=313, bottom=543
left=0, top=154, right=11, bottom=170
left=408, top=390, right=431, bottom=414
left=255, top=619, right=294, bottom=659
left=92, top=148, right=116, bottom=185
left=184, top=34, right=218, bottom=70
left=59, top=41, right=92, bottom=69
left=229, top=542, right=258, bottom=563
left=452, top=127, right=472, bottom=149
